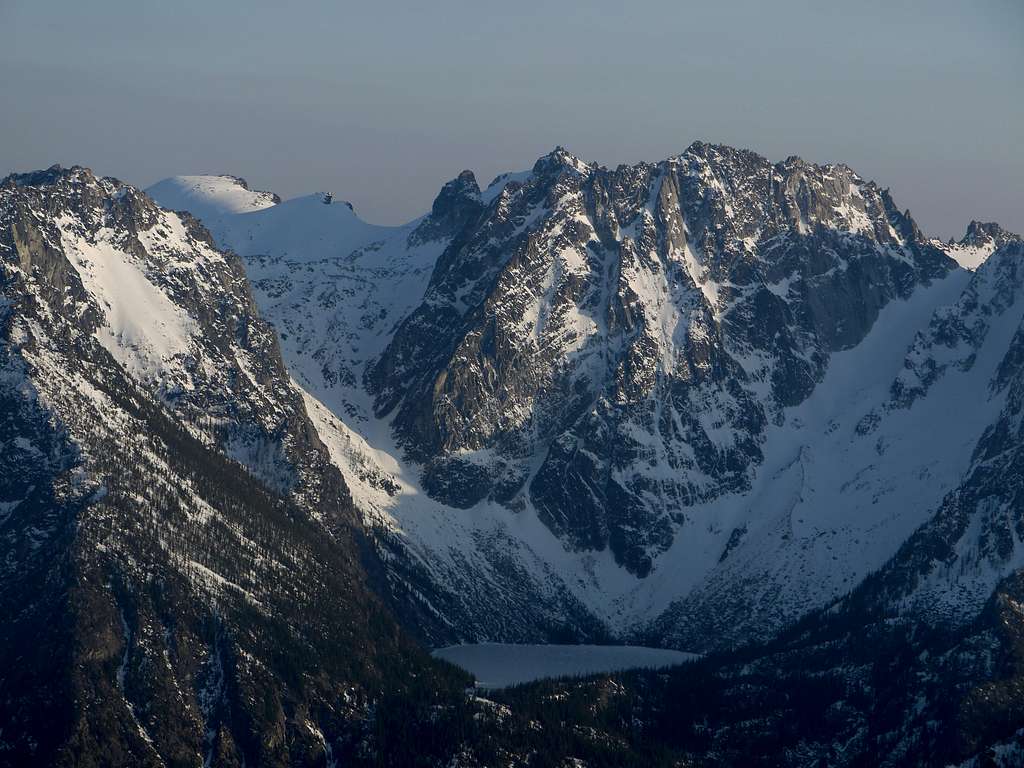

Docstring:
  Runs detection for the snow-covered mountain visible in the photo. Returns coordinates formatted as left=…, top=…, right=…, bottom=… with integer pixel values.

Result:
left=0, top=166, right=467, bottom=766
left=148, top=143, right=1024, bottom=652
left=4, top=143, right=1023, bottom=766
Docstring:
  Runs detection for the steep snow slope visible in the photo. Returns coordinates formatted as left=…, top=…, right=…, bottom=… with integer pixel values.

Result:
left=649, top=264, right=1015, bottom=647
left=836, top=239, right=1024, bottom=626
left=148, top=149, right=1021, bottom=651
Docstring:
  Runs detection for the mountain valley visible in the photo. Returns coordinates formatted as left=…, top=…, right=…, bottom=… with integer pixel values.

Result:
left=2, top=143, right=1023, bottom=766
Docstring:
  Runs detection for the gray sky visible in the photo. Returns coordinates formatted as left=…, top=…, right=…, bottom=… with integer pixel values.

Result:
left=2, top=0, right=1021, bottom=239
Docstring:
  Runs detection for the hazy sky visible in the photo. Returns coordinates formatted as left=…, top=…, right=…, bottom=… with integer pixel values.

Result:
left=2, top=0, right=1021, bottom=238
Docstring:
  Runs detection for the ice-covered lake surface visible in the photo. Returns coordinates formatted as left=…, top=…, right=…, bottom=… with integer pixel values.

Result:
left=432, top=643, right=700, bottom=689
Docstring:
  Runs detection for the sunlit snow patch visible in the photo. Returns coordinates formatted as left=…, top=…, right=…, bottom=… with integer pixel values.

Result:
left=146, top=175, right=278, bottom=220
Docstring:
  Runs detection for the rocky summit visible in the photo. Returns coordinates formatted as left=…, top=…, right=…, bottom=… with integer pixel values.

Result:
left=370, top=144, right=949, bottom=575
left=2, top=143, right=1023, bottom=767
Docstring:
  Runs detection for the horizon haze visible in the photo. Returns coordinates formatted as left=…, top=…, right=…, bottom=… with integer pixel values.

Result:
left=1, top=1, right=1021, bottom=240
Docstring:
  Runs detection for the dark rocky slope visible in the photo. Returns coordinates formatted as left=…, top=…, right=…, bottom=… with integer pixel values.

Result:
left=0, top=167, right=471, bottom=767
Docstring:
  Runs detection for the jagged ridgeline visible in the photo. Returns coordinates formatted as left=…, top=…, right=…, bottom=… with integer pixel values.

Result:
left=0, top=167, right=472, bottom=767
left=150, top=145, right=1022, bottom=655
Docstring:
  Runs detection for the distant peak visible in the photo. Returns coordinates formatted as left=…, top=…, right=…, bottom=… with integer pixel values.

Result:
left=941, top=220, right=1020, bottom=270
left=146, top=174, right=279, bottom=218
left=453, top=169, right=479, bottom=187
left=961, top=220, right=1020, bottom=247
left=680, top=141, right=770, bottom=172
left=411, top=169, right=485, bottom=244
left=3, top=164, right=99, bottom=189
left=682, top=140, right=725, bottom=158
left=442, top=170, right=481, bottom=197
left=532, top=146, right=592, bottom=176
left=430, top=170, right=481, bottom=218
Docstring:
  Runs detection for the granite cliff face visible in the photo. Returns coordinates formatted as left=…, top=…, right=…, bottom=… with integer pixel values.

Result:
left=151, top=143, right=1022, bottom=655
left=368, top=144, right=952, bottom=577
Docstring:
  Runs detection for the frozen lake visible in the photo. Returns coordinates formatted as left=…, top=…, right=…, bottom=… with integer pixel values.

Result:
left=432, top=643, right=699, bottom=689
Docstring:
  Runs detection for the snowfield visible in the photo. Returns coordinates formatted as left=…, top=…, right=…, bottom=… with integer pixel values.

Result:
left=432, top=643, right=699, bottom=688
